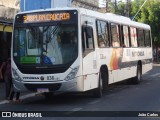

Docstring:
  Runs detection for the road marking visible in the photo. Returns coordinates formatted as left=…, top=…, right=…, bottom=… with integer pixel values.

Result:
left=20, top=93, right=36, bottom=99
left=64, top=108, right=83, bottom=115
left=0, top=93, right=36, bottom=105
left=71, top=108, right=83, bottom=111
left=0, top=100, right=10, bottom=105
left=150, top=73, right=160, bottom=77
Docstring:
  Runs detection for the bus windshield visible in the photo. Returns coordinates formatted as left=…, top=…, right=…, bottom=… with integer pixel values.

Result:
left=13, top=10, right=78, bottom=66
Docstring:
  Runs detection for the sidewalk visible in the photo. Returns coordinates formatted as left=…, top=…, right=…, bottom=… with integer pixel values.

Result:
left=0, top=81, right=38, bottom=103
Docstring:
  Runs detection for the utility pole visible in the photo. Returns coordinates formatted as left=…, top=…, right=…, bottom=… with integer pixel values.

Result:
left=114, top=0, right=117, bottom=14
left=126, top=0, right=131, bottom=17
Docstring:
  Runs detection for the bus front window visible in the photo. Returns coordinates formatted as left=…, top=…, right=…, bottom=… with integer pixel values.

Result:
left=13, top=24, right=78, bottom=66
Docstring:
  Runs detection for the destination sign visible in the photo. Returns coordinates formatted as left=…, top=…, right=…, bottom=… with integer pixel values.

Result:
left=23, top=13, right=70, bottom=23
left=15, top=10, right=77, bottom=24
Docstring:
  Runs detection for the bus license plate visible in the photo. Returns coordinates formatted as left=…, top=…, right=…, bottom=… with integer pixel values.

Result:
left=37, top=88, right=49, bottom=93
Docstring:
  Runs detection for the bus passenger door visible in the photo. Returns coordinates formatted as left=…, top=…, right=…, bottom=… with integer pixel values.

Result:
left=82, top=25, right=98, bottom=91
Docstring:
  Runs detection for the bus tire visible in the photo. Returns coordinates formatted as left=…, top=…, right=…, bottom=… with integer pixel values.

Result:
left=92, top=72, right=103, bottom=98
left=132, top=64, right=142, bottom=84
left=101, top=67, right=108, bottom=92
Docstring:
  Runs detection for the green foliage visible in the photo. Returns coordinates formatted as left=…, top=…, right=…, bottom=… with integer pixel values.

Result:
left=116, top=1, right=126, bottom=15
left=107, top=2, right=115, bottom=13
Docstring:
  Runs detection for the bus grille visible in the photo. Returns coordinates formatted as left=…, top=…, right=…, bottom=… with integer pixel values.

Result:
left=19, top=67, right=68, bottom=74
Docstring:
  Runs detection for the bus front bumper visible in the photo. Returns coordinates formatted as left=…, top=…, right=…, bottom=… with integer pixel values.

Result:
left=13, top=76, right=84, bottom=93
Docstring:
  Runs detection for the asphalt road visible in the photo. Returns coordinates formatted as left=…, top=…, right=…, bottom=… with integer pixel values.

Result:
left=1, top=64, right=160, bottom=120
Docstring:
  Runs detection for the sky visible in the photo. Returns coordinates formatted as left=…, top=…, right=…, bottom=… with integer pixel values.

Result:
left=99, top=0, right=127, bottom=7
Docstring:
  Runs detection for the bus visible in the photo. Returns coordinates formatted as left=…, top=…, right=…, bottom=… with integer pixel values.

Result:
left=11, top=8, right=152, bottom=97
left=0, top=20, right=12, bottom=81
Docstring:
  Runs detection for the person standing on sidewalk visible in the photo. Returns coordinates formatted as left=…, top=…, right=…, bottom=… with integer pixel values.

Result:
left=0, top=58, right=21, bottom=102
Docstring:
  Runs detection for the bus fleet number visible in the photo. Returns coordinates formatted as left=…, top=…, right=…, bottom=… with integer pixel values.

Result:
left=47, top=76, right=54, bottom=80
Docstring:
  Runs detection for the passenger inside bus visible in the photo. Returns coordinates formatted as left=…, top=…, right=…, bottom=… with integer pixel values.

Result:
left=70, top=31, right=77, bottom=44
left=57, top=31, right=77, bottom=63
left=98, top=35, right=106, bottom=47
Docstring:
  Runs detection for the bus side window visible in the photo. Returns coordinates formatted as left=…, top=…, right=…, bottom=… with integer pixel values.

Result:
left=111, top=23, right=120, bottom=47
left=137, top=28, right=145, bottom=47
left=85, top=27, right=94, bottom=49
left=144, top=30, right=151, bottom=47
left=122, top=25, right=130, bottom=47
left=130, top=27, right=138, bottom=47
left=96, top=20, right=109, bottom=48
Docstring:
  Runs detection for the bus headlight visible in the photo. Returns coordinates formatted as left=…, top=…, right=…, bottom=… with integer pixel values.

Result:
left=64, top=66, right=79, bottom=81
left=12, top=68, right=22, bottom=82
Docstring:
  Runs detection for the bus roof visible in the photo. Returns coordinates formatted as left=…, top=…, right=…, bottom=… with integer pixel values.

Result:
left=17, top=7, right=150, bottom=30
left=78, top=8, right=150, bottom=30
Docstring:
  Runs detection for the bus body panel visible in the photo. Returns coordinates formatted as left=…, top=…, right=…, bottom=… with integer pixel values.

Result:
left=80, top=14, right=99, bottom=91
left=82, top=51, right=99, bottom=91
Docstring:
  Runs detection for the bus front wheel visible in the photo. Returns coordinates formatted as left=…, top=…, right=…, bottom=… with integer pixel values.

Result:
left=92, top=72, right=103, bottom=98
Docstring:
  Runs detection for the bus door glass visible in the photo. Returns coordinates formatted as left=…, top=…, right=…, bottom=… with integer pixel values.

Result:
left=82, top=26, right=94, bottom=56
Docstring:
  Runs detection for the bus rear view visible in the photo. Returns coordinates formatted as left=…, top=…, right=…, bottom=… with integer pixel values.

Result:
left=12, top=9, right=82, bottom=94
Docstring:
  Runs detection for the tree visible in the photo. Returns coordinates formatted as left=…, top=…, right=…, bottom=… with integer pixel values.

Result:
left=116, top=1, right=126, bottom=15
left=101, top=0, right=126, bottom=14
left=126, top=0, right=131, bottom=17
left=100, top=0, right=112, bottom=13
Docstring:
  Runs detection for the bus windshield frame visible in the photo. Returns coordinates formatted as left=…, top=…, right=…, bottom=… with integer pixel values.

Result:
left=13, top=10, right=78, bottom=69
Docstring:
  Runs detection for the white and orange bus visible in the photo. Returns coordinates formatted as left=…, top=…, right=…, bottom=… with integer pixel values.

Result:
left=11, top=8, right=152, bottom=97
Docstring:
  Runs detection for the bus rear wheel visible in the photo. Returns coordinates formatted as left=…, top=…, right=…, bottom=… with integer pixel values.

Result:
left=132, top=64, right=142, bottom=84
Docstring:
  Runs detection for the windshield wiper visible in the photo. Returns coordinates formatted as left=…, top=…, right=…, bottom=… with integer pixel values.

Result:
left=46, top=23, right=61, bottom=43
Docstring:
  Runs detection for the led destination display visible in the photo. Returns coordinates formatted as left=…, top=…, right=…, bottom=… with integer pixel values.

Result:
left=23, top=13, right=70, bottom=23
left=15, top=10, right=77, bottom=23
